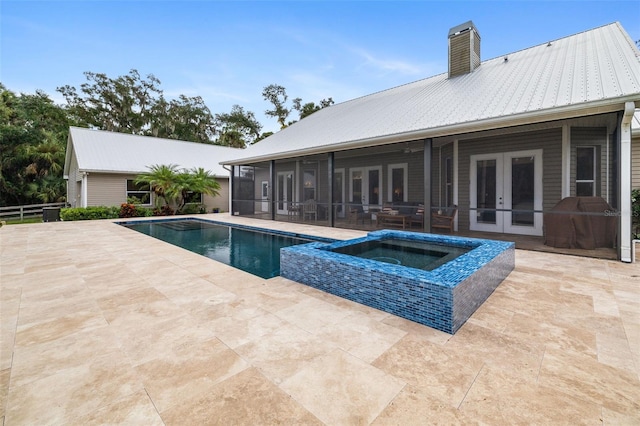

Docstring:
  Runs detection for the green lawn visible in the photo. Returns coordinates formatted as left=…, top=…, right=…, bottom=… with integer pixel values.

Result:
left=2, top=217, right=43, bottom=225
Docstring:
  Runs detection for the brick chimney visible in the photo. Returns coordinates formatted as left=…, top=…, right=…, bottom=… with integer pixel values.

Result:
left=448, top=21, right=481, bottom=78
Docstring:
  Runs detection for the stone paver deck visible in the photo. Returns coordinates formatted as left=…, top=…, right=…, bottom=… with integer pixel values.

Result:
left=1, top=214, right=639, bottom=424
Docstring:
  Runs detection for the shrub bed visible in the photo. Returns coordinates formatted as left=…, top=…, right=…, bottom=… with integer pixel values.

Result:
left=60, top=206, right=119, bottom=221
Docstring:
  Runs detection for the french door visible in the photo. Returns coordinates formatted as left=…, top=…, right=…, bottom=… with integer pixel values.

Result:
left=470, top=150, right=543, bottom=236
left=350, top=166, right=381, bottom=211
left=276, top=171, right=294, bottom=215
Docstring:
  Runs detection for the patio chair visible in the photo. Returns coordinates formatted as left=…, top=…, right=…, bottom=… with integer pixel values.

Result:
left=432, top=205, right=457, bottom=233
left=303, top=199, right=317, bottom=221
left=348, top=204, right=371, bottom=224
left=287, top=202, right=300, bottom=220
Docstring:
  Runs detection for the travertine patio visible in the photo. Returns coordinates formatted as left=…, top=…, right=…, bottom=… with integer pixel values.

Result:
left=1, top=215, right=639, bottom=424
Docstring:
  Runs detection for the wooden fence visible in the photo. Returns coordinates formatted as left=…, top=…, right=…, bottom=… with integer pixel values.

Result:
left=0, top=202, right=68, bottom=221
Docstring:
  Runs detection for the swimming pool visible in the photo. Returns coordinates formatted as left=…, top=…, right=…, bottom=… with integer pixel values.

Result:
left=330, top=238, right=471, bottom=271
left=120, top=218, right=333, bottom=279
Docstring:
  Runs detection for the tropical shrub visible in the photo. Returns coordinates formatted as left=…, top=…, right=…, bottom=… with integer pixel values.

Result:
left=119, top=203, right=138, bottom=218
left=179, top=203, right=207, bottom=215
left=60, top=206, right=119, bottom=221
left=134, top=165, right=220, bottom=214
left=153, top=205, right=174, bottom=216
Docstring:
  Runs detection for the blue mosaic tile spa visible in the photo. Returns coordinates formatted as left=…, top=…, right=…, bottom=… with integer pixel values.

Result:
left=280, top=230, right=515, bottom=334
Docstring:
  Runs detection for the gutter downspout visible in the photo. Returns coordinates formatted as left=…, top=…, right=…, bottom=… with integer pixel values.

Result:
left=619, top=101, right=634, bottom=262
left=81, top=172, right=88, bottom=208
left=223, top=165, right=233, bottom=215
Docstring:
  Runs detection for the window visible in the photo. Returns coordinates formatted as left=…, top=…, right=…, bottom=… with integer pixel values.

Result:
left=303, top=169, right=316, bottom=200
left=184, top=191, right=203, bottom=204
left=576, top=146, right=596, bottom=196
left=387, top=163, right=408, bottom=202
left=126, top=180, right=152, bottom=205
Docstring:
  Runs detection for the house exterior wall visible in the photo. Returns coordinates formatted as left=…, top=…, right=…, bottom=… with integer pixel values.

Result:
left=205, top=178, right=229, bottom=212
left=334, top=149, right=424, bottom=204
left=86, top=173, right=131, bottom=206
left=66, top=150, right=82, bottom=207
left=85, top=172, right=229, bottom=211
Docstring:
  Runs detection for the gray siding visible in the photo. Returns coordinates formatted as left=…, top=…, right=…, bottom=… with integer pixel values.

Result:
left=457, top=128, right=562, bottom=232
left=67, top=151, right=81, bottom=207
left=86, top=172, right=229, bottom=211
left=86, top=174, right=130, bottom=206
left=203, top=178, right=229, bottom=212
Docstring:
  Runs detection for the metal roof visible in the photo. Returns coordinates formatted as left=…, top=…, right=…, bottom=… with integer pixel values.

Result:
left=65, top=127, right=239, bottom=177
left=224, top=22, right=640, bottom=165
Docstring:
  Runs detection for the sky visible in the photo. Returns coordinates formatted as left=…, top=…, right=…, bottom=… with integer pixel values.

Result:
left=2, top=0, right=639, bottom=134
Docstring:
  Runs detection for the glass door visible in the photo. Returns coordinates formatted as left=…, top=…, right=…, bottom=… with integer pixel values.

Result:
left=504, top=150, right=543, bottom=235
left=350, top=166, right=381, bottom=211
left=470, top=150, right=542, bottom=236
left=276, top=171, right=294, bottom=215
left=470, top=155, right=502, bottom=233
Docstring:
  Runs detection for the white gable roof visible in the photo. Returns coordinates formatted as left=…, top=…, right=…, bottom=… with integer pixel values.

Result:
left=65, top=127, right=240, bottom=177
left=224, top=22, right=640, bottom=165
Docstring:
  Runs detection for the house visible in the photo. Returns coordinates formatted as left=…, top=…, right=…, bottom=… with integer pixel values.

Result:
left=64, top=127, right=239, bottom=212
left=222, top=21, right=640, bottom=262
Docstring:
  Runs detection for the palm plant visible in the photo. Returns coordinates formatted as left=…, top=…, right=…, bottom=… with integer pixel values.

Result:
left=134, top=164, right=179, bottom=208
left=135, top=165, right=220, bottom=214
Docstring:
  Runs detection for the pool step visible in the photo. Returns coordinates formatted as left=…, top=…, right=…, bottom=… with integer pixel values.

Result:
left=158, top=220, right=205, bottom=231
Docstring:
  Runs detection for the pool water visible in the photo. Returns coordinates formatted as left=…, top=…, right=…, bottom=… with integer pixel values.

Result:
left=331, top=238, right=470, bottom=271
left=121, top=219, right=325, bottom=279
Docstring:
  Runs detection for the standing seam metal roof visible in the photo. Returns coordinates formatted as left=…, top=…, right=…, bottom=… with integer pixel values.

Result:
left=224, top=22, right=640, bottom=164
left=65, top=127, right=240, bottom=177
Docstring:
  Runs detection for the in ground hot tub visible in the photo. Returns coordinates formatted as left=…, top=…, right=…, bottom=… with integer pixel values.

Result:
left=280, top=230, right=514, bottom=334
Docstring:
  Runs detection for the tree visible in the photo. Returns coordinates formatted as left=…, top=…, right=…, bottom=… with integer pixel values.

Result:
left=58, top=69, right=219, bottom=144
left=150, top=94, right=217, bottom=144
left=262, top=84, right=292, bottom=129
left=134, top=164, right=220, bottom=214
left=0, top=84, right=69, bottom=206
left=215, top=105, right=263, bottom=148
left=134, top=164, right=180, bottom=209
left=293, top=97, right=334, bottom=120
left=262, top=84, right=334, bottom=129
left=58, top=70, right=161, bottom=134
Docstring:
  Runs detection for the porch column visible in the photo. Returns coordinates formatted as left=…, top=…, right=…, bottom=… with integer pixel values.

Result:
left=270, top=160, right=276, bottom=220
left=328, top=152, right=335, bottom=227
left=561, top=124, right=570, bottom=198
left=424, top=139, right=432, bottom=232
left=229, top=166, right=235, bottom=215
left=619, top=102, right=634, bottom=262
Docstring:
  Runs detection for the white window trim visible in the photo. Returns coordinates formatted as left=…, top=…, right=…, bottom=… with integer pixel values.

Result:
left=387, top=163, right=408, bottom=202
left=575, top=146, right=597, bottom=196
left=126, top=179, right=153, bottom=206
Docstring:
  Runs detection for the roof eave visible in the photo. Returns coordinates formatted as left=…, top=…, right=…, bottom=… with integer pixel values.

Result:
left=75, top=168, right=229, bottom=178
left=222, top=96, right=640, bottom=165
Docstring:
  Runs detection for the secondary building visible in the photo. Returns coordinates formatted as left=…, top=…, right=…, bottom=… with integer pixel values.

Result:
left=64, top=127, right=239, bottom=212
